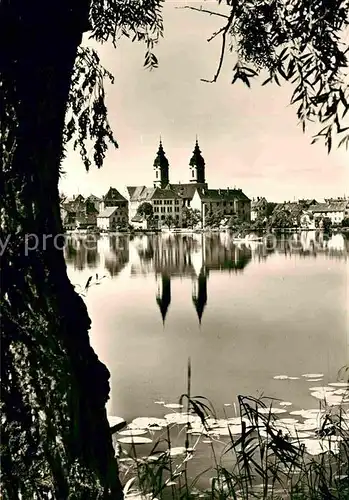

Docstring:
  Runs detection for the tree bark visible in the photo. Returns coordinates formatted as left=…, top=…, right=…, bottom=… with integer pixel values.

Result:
left=1, top=2, right=122, bottom=498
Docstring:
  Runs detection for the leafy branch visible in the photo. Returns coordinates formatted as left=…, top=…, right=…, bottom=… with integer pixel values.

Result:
left=182, top=0, right=349, bottom=152
left=63, top=0, right=164, bottom=171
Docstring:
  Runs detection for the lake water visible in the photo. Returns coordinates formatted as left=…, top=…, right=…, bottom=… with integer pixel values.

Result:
left=65, top=232, right=349, bottom=423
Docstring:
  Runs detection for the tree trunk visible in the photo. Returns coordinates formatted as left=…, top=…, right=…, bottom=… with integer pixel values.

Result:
left=1, top=2, right=123, bottom=498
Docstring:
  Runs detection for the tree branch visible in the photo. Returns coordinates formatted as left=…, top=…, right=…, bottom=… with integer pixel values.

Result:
left=201, top=10, right=235, bottom=83
left=178, top=5, right=230, bottom=19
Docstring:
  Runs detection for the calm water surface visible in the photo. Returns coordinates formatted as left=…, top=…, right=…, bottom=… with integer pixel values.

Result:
left=65, top=232, right=349, bottom=421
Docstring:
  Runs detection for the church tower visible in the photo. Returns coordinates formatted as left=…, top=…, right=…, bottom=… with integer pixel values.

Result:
left=189, top=138, right=206, bottom=184
left=154, top=139, right=169, bottom=189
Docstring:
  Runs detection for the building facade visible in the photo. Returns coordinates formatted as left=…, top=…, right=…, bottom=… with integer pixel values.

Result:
left=99, top=187, right=129, bottom=228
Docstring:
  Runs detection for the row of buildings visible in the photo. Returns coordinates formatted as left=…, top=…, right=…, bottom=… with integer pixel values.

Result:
left=251, top=197, right=349, bottom=228
left=60, top=139, right=251, bottom=230
left=60, top=139, right=349, bottom=231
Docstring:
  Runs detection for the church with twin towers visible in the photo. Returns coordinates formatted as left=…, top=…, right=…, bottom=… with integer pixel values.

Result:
left=127, top=138, right=251, bottom=227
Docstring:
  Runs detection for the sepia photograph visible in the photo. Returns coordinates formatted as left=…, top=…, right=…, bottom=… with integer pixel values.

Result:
left=1, top=1, right=349, bottom=499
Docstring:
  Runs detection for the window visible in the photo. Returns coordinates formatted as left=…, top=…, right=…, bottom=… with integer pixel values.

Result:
left=167, top=207, right=172, bottom=212
left=176, top=214, right=179, bottom=219
left=156, top=171, right=159, bottom=178
left=155, top=215, right=159, bottom=219
left=161, top=215, right=165, bottom=220
left=161, top=207, right=166, bottom=213
left=175, top=207, right=179, bottom=212
left=175, top=200, right=179, bottom=205
left=192, top=170, right=195, bottom=178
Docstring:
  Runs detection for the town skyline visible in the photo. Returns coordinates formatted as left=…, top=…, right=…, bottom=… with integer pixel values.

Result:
left=59, top=1, right=348, bottom=202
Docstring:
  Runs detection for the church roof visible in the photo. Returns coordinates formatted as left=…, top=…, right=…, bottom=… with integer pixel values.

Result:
left=127, top=185, right=182, bottom=201
left=199, top=188, right=250, bottom=202
left=151, top=188, right=182, bottom=200
left=168, top=183, right=206, bottom=200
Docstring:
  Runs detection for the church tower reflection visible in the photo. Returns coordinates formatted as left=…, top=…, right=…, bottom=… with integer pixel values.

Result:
left=133, top=233, right=252, bottom=326
left=192, top=267, right=208, bottom=324
left=156, top=273, right=171, bottom=324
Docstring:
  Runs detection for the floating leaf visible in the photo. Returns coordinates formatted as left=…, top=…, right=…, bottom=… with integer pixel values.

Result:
left=308, top=386, right=334, bottom=392
left=119, top=429, right=148, bottom=436
left=117, top=436, right=153, bottom=444
left=163, top=403, right=184, bottom=409
left=131, top=417, right=167, bottom=429
left=167, top=446, right=187, bottom=457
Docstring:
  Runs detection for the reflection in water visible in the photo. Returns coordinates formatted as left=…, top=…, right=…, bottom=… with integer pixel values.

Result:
left=64, top=231, right=348, bottom=324
left=65, top=231, right=348, bottom=423
left=105, top=235, right=129, bottom=277
left=136, top=234, right=252, bottom=324
left=156, top=274, right=171, bottom=324
left=192, top=268, right=208, bottom=324
left=64, top=236, right=100, bottom=270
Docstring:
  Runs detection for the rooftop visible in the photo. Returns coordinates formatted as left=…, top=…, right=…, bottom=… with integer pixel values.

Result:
left=97, top=207, right=118, bottom=218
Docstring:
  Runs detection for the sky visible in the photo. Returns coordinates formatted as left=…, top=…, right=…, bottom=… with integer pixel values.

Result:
left=59, top=1, right=349, bottom=203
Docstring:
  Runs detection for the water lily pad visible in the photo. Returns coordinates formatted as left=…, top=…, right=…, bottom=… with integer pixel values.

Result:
left=119, top=429, right=148, bottom=436
left=279, top=401, right=292, bottom=407
left=306, top=378, right=324, bottom=382
left=308, top=386, right=334, bottom=392
left=273, top=375, right=289, bottom=380
left=290, top=410, right=307, bottom=416
left=332, top=388, right=348, bottom=395
left=164, top=413, right=199, bottom=425
left=167, top=446, right=187, bottom=456
left=131, top=417, right=167, bottom=429
left=154, top=401, right=165, bottom=405
left=117, top=436, right=153, bottom=444
left=310, top=391, right=335, bottom=400
left=302, top=373, right=324, bottom=378
left=288, top=376, right=300, bottom=380
left=257, top=407, right=287, bottom=415
left=297, top=420, right=318, bottom=431
left=108, top=416, right=126, bottom=427
left=301, top=438, right=340, bottom=456
left=328, top=382, right=349, bottom=387
left=163, top=403, right=184, bottom=409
